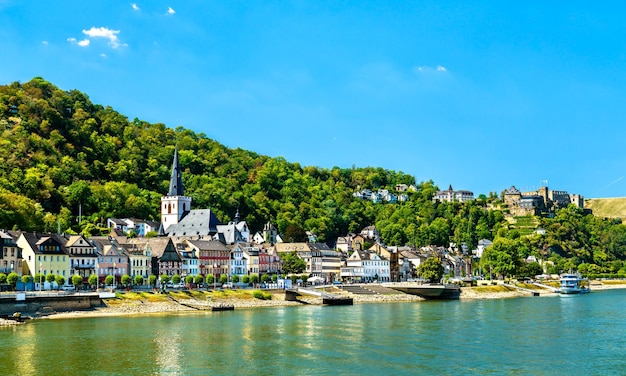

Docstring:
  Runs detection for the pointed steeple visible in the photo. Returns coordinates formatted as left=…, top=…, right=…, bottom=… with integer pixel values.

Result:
left=234, top=208, right=240, bottom=224
left=168, top=149, right=184, bottom=196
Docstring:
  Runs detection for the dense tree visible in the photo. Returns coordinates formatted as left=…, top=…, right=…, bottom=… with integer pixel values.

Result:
left=88, top=273, right=98, bottom=288
left=280, top=251, right=307, bottom=274
left=7, top=272, right=18, bottom=287
left=417, top=257, right=445, bottom=283
left=72, top=274, right=83, bottom=288
left=121, top=274, right=132, bottom=287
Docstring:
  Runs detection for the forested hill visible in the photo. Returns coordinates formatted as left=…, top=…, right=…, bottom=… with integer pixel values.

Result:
left=4, top=77, right=626, bottom=276
left=0, top=77, right=423, bottom=241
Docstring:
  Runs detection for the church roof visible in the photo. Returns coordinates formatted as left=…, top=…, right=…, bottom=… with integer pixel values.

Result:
left=165, top=209, right=222, bottom=237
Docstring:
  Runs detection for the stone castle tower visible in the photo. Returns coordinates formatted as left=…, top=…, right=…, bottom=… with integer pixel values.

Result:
left=161, top=149, right=192, bottom=232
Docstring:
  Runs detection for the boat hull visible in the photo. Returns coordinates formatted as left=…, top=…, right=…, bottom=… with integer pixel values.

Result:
left=559, top=287, right=590, bottom=295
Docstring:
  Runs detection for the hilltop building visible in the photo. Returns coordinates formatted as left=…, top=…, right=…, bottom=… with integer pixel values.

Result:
left=433, top=185, right=474, bottom=203
left=504, top=185, right=584, bottom=216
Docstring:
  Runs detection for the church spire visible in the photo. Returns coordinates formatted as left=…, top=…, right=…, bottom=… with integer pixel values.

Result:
left=168, top=149, right=184, bottom=196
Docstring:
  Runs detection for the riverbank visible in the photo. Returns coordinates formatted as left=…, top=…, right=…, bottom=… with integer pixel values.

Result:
left=4, top=281, right=626, bottom=323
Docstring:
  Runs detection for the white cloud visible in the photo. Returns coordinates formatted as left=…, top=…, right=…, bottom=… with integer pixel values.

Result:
left=67, top=37, right=90, bottom=47
left=131, top=3, right=140, bottom=11
left=166, top=6, right=175, bottom=15
left=414, top=65, right=449, bottom=73
left=100, top=53, right=107, bottom=58
left=82, top=26, right=125, bottom=49
left=42, top=40, right=48, bottom=45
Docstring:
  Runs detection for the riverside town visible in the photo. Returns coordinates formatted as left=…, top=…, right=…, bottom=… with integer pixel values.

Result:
left=2, top=148, right=625, bottom=323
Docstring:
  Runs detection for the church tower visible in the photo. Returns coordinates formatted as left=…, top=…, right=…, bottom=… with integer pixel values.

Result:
left=161, top=149, right=192, bottom=232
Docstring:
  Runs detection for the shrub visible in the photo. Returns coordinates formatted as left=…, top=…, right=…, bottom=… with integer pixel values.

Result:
left=88, top=274, right=99, bottom=287
left=7, top=272, right=18, bottom=286
left=121, top=274, right=132, bottom=287
left=253, top=290, right=272, bottom=300
left=72, top=274, right=83, bottom=287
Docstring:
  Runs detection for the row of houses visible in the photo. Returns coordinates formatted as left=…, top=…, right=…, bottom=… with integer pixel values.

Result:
left=1, top=229, right=405, bottom=286
left=353, top=189, right=410, bottom=204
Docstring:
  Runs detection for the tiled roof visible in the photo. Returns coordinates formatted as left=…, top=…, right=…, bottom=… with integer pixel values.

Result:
left=166, top=209, right=222, bottom=237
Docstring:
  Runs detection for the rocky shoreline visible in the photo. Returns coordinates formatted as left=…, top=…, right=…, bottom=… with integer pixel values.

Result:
left=3, top=282, right=626, bottom=324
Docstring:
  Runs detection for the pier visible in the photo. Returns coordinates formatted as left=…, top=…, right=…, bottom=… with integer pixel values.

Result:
left=285, top=287, right=353, bottom=305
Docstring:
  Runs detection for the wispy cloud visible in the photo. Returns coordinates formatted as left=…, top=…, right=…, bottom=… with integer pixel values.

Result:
left=166, top=6, right=176, bottom=15
left=42, top=40, right=49, bottom=45
left=131, top=3, right=140, bottom=11
left=67, top=37, right=90, bottom=47
left=604, top=176, right=624, bottom=189
left=82, top=27, right=125, bottom=49
left=415, top=65, right=449, bottom=73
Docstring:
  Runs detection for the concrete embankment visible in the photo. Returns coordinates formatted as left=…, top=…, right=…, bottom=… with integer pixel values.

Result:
left=0, top=293, right=102, bottom=317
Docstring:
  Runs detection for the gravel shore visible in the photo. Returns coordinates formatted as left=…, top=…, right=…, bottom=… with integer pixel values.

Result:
left=6, top=281, right=625, bottom=322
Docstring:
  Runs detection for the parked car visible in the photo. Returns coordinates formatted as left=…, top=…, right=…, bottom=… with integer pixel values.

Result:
left=222, top=282, right=233, bottom=289
left=173, top=282, right=185, bottom=289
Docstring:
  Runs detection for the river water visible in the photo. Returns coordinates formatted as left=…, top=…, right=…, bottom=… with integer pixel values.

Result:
left=2, top=289, right=626, bottom=375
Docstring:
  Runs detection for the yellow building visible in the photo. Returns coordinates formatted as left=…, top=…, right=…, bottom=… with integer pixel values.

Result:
left=17, top=232, right=70, bottom=281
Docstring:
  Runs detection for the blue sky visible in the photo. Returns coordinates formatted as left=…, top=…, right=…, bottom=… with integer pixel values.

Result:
left=1, top=1, right=625, bottom=198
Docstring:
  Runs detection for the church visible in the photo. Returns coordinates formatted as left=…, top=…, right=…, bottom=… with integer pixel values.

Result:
left=159, top=149, right=249, bottom=243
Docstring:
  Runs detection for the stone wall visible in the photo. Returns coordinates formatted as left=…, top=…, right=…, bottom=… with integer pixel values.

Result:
left=0, top=294, right=102, bottom=316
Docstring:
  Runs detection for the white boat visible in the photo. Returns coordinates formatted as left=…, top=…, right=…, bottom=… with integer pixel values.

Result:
left=559, top=273, right=590, bottom=295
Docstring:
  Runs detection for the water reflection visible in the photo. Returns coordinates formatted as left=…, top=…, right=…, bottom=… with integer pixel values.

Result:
left=154, top=319, right=184, bottom=375
left=3, top=292, right=626, bottom=375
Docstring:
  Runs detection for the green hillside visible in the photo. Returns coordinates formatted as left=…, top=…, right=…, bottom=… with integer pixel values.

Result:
left=4, top=77, right=626, bottom=278
left=0, top=77, right=495, bottom=247
left=585, top=198, right=626, bottom=219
